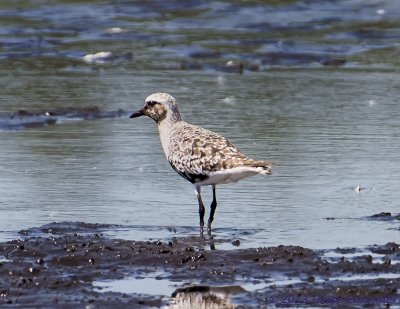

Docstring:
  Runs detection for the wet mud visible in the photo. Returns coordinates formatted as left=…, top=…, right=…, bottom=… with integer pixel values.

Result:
left=0, top=107, right=127, bottom=130
left=0, top=222, right=399, bottom=308
left=368, top=212, right=400, bottom=222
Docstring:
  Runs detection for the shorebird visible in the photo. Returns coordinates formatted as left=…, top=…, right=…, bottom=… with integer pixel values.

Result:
left=130, top=93, right=272, bottom=234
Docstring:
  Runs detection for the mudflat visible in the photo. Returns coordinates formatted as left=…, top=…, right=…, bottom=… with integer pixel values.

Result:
left=0, top=222, right=398, bottom=308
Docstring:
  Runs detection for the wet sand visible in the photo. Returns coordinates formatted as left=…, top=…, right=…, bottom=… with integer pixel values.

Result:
left=0, top=222, right=399, bottom=308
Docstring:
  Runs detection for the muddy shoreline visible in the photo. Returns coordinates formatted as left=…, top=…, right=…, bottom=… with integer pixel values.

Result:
left=0, top=222, right=399, bottom=308
left=0, top=107, right=127, bottom=130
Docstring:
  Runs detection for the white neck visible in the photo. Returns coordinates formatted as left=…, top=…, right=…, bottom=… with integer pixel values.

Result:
left=157, top=118, right=176, bottom=158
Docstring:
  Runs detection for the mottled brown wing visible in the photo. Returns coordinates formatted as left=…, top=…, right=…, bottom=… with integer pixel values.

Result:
left=168, top=123, right=248, bottom=182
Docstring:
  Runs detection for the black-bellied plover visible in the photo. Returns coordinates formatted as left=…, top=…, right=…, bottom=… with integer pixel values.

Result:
left=130, top=93, right=272, bottom=233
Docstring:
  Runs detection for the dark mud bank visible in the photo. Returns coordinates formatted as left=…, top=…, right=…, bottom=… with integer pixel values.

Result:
left=0, top=222, right=399, bottom=308
left=0, top=107, right=127, bottom=130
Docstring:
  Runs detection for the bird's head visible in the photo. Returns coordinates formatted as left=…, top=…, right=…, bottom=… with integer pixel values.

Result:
left=130, top=92, right=182, bottom=124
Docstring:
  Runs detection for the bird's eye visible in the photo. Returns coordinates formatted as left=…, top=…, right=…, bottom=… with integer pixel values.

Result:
left=147, top=100, right=158, bottom=107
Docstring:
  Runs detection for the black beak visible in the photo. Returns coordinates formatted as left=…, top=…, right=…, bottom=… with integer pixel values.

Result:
left=129, top=109, right=145, bottom=118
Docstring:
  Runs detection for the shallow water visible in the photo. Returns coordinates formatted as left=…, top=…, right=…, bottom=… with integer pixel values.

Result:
left=93, top=271, right=400, bottom=296
left=1, top=0, right=400, bottom=251
left=92, top=266, right=400, bottom=307
left=94, top=275, right=177, bottom=296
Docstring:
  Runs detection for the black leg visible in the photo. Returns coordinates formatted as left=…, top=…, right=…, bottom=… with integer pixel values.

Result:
left=207, top=185, right=217, bottom=232
left=195, top=185, right=205, bottom=233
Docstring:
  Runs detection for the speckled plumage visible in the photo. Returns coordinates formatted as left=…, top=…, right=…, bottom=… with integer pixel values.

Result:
left=130, top=92, right=272, bottom=233
left=168, top=121, right=271, bottom=185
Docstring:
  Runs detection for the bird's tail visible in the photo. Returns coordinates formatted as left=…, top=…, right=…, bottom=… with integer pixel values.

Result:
left=245, top=160, right=273, bottom=175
